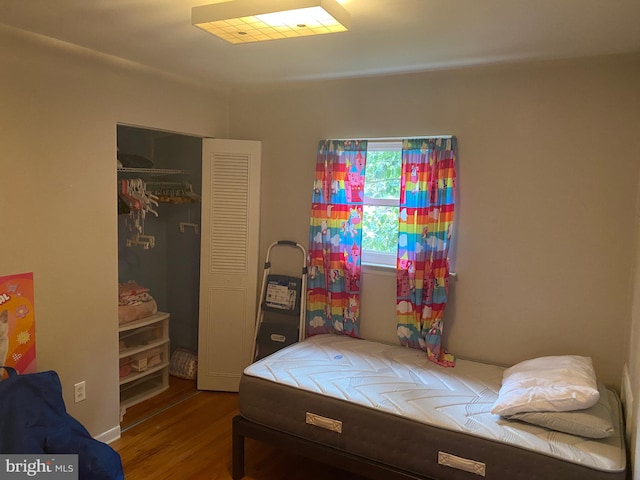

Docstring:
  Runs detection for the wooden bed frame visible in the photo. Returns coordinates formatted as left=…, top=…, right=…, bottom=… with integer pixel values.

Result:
left=232, top=415, right=433, bottom=480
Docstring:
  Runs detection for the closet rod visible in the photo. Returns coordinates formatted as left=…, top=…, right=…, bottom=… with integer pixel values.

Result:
left=145, top=180, right=194, bottom=187
left=117, top=167, right=190, bottom=175
left=328, top=135, right=454, bottom=142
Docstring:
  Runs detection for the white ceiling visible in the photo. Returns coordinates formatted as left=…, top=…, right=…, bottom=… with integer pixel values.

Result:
left=1, top=0, right=639, bottom=88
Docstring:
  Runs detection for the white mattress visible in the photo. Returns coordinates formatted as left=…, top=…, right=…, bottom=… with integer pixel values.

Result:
left=243, top=334, right=626, bottom=473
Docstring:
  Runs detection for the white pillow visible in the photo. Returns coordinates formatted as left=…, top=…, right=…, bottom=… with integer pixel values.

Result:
left=491, top=355, right=600, bottom=417
left=505, top=383, right=614, bottom=438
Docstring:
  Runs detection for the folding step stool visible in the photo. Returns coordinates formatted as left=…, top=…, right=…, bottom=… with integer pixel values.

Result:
left=252, top=240, right=307, bottom=362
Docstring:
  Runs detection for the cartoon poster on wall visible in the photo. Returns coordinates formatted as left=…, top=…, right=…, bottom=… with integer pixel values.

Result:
left=0, top=272, right=36, bottom=373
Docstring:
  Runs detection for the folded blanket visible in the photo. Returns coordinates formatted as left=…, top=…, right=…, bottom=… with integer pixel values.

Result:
left=118, top=281, right=149, bottom=298
left=118, top=282, right=157, bottom=324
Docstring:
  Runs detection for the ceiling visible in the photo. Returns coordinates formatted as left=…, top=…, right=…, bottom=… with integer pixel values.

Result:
left=1, top=0, right=639, bottom=88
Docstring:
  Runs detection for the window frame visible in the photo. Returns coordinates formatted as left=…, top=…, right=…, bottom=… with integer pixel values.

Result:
left=361, top=141, right=402, bottom=268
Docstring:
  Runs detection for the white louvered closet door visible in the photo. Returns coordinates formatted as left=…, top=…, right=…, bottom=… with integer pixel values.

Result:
left=197, top=139, right=261, bottom=392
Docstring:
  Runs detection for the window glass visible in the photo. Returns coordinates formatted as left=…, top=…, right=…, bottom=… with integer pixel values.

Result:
left=361, top=142, right=401, bottom=267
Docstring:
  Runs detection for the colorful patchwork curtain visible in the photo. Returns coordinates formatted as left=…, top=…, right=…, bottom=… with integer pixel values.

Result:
left=307, top=140, right=367, bottom=338
left=396, top=137, right=457, bottom=367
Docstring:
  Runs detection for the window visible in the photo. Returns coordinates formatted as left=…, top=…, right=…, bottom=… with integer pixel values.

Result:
left=361, top=141, right=402, bottom=267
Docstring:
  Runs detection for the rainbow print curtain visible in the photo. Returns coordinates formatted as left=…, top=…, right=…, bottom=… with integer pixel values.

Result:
left=396, top=137, right=457, bottom=367
left=307, top=139, right=367, bottom=338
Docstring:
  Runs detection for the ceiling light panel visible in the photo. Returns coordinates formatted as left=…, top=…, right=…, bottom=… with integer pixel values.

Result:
left=192, top=0, right=351, bottom=44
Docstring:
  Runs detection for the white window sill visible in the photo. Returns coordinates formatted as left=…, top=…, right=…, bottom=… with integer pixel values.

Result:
left=362, top=263, right=396, bottom=277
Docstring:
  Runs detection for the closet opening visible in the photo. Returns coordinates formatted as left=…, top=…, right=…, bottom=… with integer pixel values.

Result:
left=116, top=123, right=203, bottom=428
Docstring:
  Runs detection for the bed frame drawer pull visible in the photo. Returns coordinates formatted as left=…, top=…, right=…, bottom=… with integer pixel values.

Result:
left=438, top=451, right=486, bottom=477
left=305, top=412, right=343, bottom=433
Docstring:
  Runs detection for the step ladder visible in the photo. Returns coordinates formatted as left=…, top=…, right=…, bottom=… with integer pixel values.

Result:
left=252, top=241, right=307, bottom=362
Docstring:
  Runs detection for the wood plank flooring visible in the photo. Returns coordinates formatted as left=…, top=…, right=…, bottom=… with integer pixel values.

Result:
left=119, top=376, right=198, bottom=430
left=111, top=376, right=365, bottom=480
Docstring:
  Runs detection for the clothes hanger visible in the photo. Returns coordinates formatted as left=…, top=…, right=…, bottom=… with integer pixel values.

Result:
left=120, top=179, right=141, bottom=211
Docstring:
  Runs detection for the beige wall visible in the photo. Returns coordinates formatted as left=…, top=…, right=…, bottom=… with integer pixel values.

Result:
left=626, top=170, right=640, bottom=478
left=231, top=52, right=640, bottom=475
left=0, top=24, right=228, bottom=438
left=229, top=53, right=640, bottom=389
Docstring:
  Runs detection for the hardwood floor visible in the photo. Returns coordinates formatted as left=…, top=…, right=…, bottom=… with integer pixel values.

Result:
left=111, top=376, right=365, bottom=480
left=119, top=376, right=198, bottom=430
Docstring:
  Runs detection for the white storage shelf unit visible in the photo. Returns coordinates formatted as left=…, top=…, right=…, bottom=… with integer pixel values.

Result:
left=119, top=312, right=170, bottom=409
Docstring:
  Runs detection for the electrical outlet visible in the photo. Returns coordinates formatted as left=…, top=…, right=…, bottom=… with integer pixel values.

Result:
left=74, top=381, right=86, bottom=403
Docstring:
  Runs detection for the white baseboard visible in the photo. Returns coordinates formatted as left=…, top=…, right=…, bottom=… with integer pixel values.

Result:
left=622, top=363, right=634, bottom=444
left=95, top=425, right=121, bottom=444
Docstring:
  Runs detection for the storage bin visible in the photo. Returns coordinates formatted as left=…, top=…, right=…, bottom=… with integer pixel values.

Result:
left=119, top=347, right=164, bottom=380
left=120, top=370, right=167, bottom=407
left=118, top=312, right=170, bottom=409
left=119, top=323, right=164, bottom=353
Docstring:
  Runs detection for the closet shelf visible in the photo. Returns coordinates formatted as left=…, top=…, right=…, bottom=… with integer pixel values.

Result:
left=117, top=167, right=190, bottom=176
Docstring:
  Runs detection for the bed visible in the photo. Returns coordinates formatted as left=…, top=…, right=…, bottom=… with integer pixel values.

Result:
left=233, top=334, right=627, bottom=480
